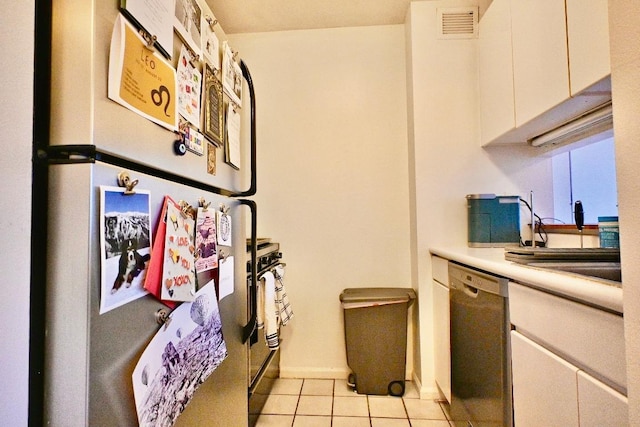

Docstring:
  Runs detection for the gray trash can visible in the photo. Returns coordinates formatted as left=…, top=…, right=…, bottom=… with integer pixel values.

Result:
left=340, top=287, right=417, bottom=396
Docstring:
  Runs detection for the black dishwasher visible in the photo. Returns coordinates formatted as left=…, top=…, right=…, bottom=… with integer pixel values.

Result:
left=449, top=262, right=513, bottom=427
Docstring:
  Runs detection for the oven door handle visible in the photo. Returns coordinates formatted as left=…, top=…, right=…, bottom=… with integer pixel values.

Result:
left=240, top=199, right=257, bottom=344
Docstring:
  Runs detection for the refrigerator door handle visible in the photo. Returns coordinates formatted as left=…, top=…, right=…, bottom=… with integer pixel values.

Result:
left=241, top=199, right=257, bottom=343
left=234, top=60, right=257, bottom=198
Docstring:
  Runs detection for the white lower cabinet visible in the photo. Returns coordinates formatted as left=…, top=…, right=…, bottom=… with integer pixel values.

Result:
left=431, top=255, right=450, bottom=402
left=511, top=331, right=629, bottom=426
left=433, top=279, right=450, bottom=402
left=511, top=331, right=579, bottom=426
left=577, top=371, right=628, bottom=427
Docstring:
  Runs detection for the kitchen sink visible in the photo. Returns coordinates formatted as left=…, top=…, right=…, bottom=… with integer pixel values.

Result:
left=504, top=247, right=622, bottom=283
left=526, top=261, right=622, bottom=283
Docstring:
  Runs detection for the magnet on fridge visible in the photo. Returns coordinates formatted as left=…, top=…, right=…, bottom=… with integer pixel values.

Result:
left=174, top=139, right=187, bottom=156
left=140, top=31, right=157, bottom=52
left=179, top=200, right=196, bottom=219
left=198, top=197, right=211, bottom=211
left=205, top=15, right=218, bottom=30
left=116, top=171, right=139, bottom=194
left=155, top=308, right=172, bottom=330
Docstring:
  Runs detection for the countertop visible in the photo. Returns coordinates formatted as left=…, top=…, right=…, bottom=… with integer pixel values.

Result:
left=430, top=246, right=623, bottom=314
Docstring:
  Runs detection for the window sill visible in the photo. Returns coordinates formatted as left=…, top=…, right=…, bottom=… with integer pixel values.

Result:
left=535, top=224, right=599, bottom=235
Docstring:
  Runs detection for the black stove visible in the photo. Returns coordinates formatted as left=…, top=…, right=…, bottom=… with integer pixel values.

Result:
left=246, top=239, right=284, bottom=425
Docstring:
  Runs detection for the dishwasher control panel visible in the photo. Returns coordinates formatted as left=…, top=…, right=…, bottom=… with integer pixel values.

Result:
left=449, top=262, right=509, bottom=296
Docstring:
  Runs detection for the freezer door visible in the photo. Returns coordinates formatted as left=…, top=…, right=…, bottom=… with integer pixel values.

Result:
left=45, top=162, right=248, bottom=426
left=49, top=0, right=254, bottom=195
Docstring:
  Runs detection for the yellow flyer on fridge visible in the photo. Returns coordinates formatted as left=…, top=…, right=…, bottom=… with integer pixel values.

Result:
left=108, top=13, right=177, bottom=131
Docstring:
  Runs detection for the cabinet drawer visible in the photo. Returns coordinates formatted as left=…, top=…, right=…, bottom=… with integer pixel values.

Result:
left=508, top=282, right=626, bottom=392
left=431, top=255, right=449, bottom=286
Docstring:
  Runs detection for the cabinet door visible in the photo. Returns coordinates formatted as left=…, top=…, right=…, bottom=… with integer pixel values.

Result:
left=511, top=331, right=579, bottom=427
left=511, top=0, right=570, bottom=126
left=478, top=0, right=515, bottom=145
left=432, top=280, right=450, bottom=402
left=577, top=371, right=628, bottom=427
left=566, top=0, right=611, bottom=95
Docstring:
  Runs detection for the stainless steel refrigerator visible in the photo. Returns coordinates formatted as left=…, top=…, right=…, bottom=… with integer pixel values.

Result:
left=31, top=1, right=259, bottom=425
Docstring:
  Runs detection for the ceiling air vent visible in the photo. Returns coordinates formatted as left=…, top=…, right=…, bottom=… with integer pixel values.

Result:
left=437, top=7, right=478, bottom=39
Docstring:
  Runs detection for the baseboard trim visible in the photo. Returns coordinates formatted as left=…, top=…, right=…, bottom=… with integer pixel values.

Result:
left=413, top=372, right=441, bottom=400
left=279, top=367, right=351, bottom=380
left=280, top=367, right=419, bottom=386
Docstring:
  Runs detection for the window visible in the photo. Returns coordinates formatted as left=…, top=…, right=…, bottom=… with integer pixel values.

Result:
left=552, top=136, right=617, bottom=224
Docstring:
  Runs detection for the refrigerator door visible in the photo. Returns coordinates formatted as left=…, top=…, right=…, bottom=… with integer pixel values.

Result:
left=45, top=161, right=248, bottom=426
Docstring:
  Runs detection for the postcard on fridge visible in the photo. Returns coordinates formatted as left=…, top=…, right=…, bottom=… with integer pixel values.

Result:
left=161, top=202, right=197, bottom=301
left=177, top=44, right=202, bottom=127
left=99, top=186, right=152, bottom=314
left=132, top=281, right=227, bottom=426
left=195, top=207, right=218, bottom=273
left=221, top=42, right=242, bottom=107
left=174, top=0, right=202, bottom=57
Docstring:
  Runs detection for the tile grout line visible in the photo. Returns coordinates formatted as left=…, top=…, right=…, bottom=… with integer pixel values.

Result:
left=333, top=379, right=338, bottom=426
left=330, top=378, right=334, bottom=427
left=290, top=378, right=303, bottom=427
left=401, top=395, right=410, bottom=424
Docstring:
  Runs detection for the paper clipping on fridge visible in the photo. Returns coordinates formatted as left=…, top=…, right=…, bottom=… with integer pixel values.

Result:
left=120, top=0, right=174, bottom=58
left=216, top=208, right=232, bottom=246
left=224, top=104, right=241, bottom=170
left=176, top=44, right=202, bottom=127
left=221, top=41, right=242, bottom=107
left=194, top=206, right=218, bottom=273
left=161, top=201, right=197, bottom=302
left=143, top=196, right=178, bottom=309
left=202, top=16, right=220, bottom=69
left=217, top=255, right=234, bottom=300
left=108, top=13, right=178, bottom=131
left=99, top=186, right=152, bottom=315
left=132, top=281, right=228, bottom=426
left=173, top=0, right=202, bottom=57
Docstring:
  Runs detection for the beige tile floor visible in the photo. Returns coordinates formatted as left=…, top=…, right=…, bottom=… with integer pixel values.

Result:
left=251, top=378, right=453, bottom=427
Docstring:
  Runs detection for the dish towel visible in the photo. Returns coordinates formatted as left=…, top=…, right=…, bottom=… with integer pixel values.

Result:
left=274, top=265, right=294, bottom=326
left=258, top=271, right=279, bottom=350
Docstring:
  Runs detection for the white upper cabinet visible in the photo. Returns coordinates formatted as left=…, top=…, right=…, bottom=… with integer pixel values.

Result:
left=566, top=0, right=611, bottom=96
left=478, top=0, right=612, bottom=146
left=478, top=0, right=515, bottom=145
left=511, top=0, right=569, bottom=127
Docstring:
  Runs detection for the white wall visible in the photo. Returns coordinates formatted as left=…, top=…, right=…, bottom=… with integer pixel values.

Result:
left=608, top=1, right=640, bottom=423
left=405, top=0, right=554, bottom=397
left=229, top=25, right=412, bottom=379
left=1, top=4, right=34, bottom=425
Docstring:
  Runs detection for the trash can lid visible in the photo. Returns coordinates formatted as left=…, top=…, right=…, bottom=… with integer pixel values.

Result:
left=339, top=287, right=416, bottom=305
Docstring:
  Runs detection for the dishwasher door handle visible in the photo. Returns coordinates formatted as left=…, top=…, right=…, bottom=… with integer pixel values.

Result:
left=463, top=284, right=480, bottom=298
